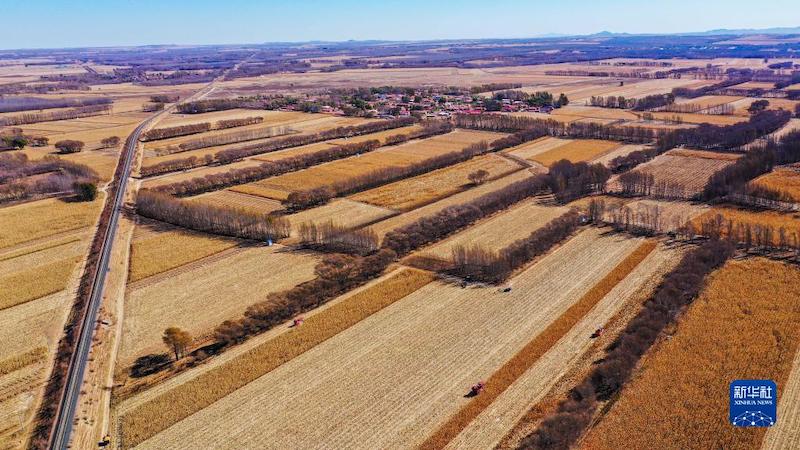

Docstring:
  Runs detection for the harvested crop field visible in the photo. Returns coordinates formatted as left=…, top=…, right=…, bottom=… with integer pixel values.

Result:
left=530, top=139, right=621, bottom=167
left=752, top=166, right=800, bottom=203
left=552, top=105, right=638, bottom=121
left=420, top=201, right=570, bottom=260
left=607, top=149, right=738, bottom=197
left=611, top=199, right=709, bottom=232
left=118, top=267, right=435, bottom=448
left=505, top=137, right=571, bottom=160
left=582, top=258, right=800, bottom=450
left=592, top=144, right=650, bottom=167
left=0, top=197, right=102, bottom=249
left=0, top=256, right=80, bottom=311
left=350, top=154, right=522, bottom=211
left=673, top=94, right=743, bottom=109
left=231, top=129, right=502, bottom=200
left=285, top=198, right=396, bottom=233
left=128, top=228, right=642, bottom=450
left=121, top=245, right=318, bottom=362
left=764, top=345, right=800, bottom=450
left=730, top=98, right=800, bottom=116
left=187, top=190, right=284, bottom=214
left=692, top=207, right=800, bottom=244
left=128, top=224, right=240, bottom=283
left=369, top=170, right=534, bottom=240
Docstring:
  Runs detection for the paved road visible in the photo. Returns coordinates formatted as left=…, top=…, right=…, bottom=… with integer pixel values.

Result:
left=48, top=81, right=218, bottom=449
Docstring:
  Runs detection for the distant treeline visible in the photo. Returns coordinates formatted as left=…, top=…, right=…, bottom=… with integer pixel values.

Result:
left=587, top=93, right=674, bottom=111
left=136, top=190, right=290, bottom=241
left=454, top=114, right=657, bottom=143
left=523, top=239, right=733, bottom=450
left=0, top=96, right=111, bottom=113
left=0, top=104, right=112, bottom=126
left=672, top=78, right=746, bottom=98
left=141, top=123, right=212, bottom=141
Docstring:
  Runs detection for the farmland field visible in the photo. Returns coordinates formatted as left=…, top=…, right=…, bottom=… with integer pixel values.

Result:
left=126, top=228, right=642, bottom=450
left=128, top=224, right=240, bottom=282
left=607, top=149, right=738, bottom=197
left=529, top=139, right=621, bottom=167
left=582, top=258, right=800, bottom=450
left=350, top=154, right=522, bottom=211
left=648, top=111, right=746, bottom=125
left=231, top=129, right=502, bottom=200
left=505, top=137, right=572, bottom=161
left=369, top=170, right=534, bottom=240
left=420, top=201, right=569, bottom=260
left=692, top=207, right=800, bottom=243
left=120, top=244, right=318, bottom=362
left=285, top=198, right=396, bottom=232
left=752, top=166, right=800, bottom=202
left=0, top=197, right=103, bottom=249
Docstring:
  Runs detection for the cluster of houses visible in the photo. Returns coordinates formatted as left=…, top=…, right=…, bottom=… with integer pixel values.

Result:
left=276, top=89, right=555, bottom=118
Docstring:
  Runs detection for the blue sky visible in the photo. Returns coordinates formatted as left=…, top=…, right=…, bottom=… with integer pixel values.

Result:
left=3, top=0, right=799, bottom=49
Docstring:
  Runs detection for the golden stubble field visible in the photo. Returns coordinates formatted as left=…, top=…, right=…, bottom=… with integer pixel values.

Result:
left=129, top=228, right=642, bottom=450
left=120, top=245, right=318, bottom=363
left=582, top=258, right=800, bottom=450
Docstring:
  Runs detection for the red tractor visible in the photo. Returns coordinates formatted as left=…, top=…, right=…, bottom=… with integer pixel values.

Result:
left=468, top=381, right=486, bottom=397
left=591, top=327, right=605, bottom=339
left=291, top=316, right=305, bottom=328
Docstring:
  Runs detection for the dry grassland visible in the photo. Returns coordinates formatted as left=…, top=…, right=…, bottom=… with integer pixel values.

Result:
left=601, top=78, right=712, bottom=99
left=130, top=228, right=640, bottom=450
left=692, top=207, right=800, bottom=243
left=350, top=154, right=521, bottom=211
left=285, top=199, right=396, bottom=233
left=128, top=226, right=240, bottom=282
left=531, top=139, right=621, bottom=167
left=188, top=190, right=284, bottom=214
left=582, top=259, right=800, bottom=450
left=667, top=148, right=742, bottom=160
left=421, top=241, right=656, bottom=449
left=673, top=94, right=743, bottom=109
left=231, top=129, right=500, bottom=200
left=421, top=202, right=569, bottom=260
left=616, top=199, right=709, bottom=232
left=119, top=268, right=435, bottom=448
left=752, top=167, right=800, bottom=202
left=0, top=238, right=82, bottom=274
left=607, top=150, right=736, bottom=197
left=0, top=347, right=47, bottom=378
left=505, top=137, right=572, bottom=160
left=121, top=245, right=318, bottom=362
left=156, top=109, right=308, bottom=129
left=0, top=197, right=102, bottom=249
left=732, top=81, right=779, bottom=90
left=730, top=98, right=800, bottom=116
left=369, top=170, right=534, bottom=240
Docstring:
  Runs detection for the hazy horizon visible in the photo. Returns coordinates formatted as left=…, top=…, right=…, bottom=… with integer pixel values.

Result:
left=3, top=0, right=799, bottom=50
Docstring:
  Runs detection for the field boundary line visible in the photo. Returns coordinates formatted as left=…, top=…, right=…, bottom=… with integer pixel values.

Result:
left=417, top=240, right=657, bottom=450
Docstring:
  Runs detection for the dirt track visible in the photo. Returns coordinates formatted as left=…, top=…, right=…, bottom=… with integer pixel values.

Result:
left=133, top=228, right=641, bottom=449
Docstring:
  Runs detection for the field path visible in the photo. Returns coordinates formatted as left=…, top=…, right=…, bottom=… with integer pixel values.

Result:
left=762, top=347, right=800, bottom=449
left=134, top=228, right=641, bottom=449
left=444, top=244, right=680, bottom=450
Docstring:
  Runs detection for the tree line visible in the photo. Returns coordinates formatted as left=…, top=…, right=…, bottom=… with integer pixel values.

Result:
left=454, top=113, right=657, bottom=143
left=672, top=78, right=747, bottom=98
left=522, top=239, right=734, bottom=450
left=215, top=116, right=264, bottom=129
left=0, top=153, right=98, bottom=203
left=587, top=93, right=674, bottom=111
left=0, top=95, right=111, bottom=113
left=166, top=125, right=292, bottom=153
left=448, top=210, right=580, bottom=283
left=0, top=104, right=111, bottom=126
left=658, top=109, right=790, bottom=151
left=702, top=130, right=800, bottom=201
left=696, top=213, right=800, bottom=256
left=141, top=123, right=212, bottom=141
left=298, top=221, right=380, bottom=255
left=140, top=117, right=417, bottom=176
left=136, top=190, right=290, bottom=241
